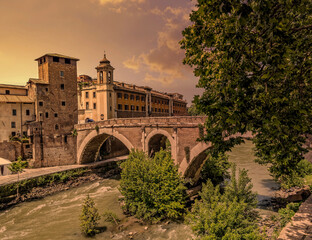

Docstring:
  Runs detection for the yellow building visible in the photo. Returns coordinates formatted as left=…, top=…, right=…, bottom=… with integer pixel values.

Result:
left=78, top=54, right=188, bottom=123
left=0, top=84, right=35, bottom=142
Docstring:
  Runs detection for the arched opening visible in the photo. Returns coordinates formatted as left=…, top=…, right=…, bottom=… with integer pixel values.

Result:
left=184, top=150, right=209, bottom=182
left=148, top=134, right=170, bottom=157
left=80, top=133, right=129, bottom=164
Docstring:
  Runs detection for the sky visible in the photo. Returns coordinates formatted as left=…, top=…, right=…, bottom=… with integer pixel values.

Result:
left=0, top=0, right=201, bottom=104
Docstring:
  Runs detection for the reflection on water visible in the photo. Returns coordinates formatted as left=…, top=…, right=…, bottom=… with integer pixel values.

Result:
left=0, top=141, right=278, bottom=239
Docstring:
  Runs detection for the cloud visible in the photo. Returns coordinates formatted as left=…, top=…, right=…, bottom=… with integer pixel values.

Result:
left=97, top=0, right=145, bottom=6
left=124, top=6, right=192, bottom=85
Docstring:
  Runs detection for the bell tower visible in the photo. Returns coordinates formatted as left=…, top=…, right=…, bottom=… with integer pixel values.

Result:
left=95, top=53, right=115, bottom=120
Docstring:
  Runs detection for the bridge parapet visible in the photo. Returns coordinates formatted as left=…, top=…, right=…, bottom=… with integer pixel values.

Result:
left=75, top=116, right=207, bottom=130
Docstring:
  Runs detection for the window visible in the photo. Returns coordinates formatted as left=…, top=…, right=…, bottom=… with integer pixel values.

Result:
left=25, top=144, right=30, bottom=149
left=60, top=71, right=64, bottom=77
left=12, top=109, right=16, bottom=116
left=124, top=94, right=129, bottom=100
left=61, top=101, right=66, bottom=106
left=26, top=109, right=30, bottom=116
left=142, top=106, right=145, bottom=112
left=99, top=71, right=103, bottom=84
left=11, top=132, right=16, bottom=136
left=136, top=96, right=140, bottom=101
left=54, top=113, right=58, bottom=118
left=151, top=108, right=154, bottom=112
left=53, top=57, right=59, bottom=62
left=93, top=103, right=96, bottom=109
left=11, top=122, right=16, bottom=128
left=65, top=58, right=71, bottom=64
left=130, top=95, right=134, bottom=100
left=64, top=135, right=68, bottom=143
left=86, top=102, right=89, bottom=110
left=6, top=90, right=10, bottom=95
left=155, top=108, right=157, bottom=112
left=108, top=71, right=111, bottom=83
left=117, top=93, right=122, bottom=99
left=55, top=124, right=59, bottom=130
left=109, top=93, right=111, bottom=97
left=124, top=105, right=129, bottom=110
left=61, top=84, right=64, bottom=90
left=141, top=96, right=145, bottom=102
left=131, top=105, right=135, bottom=111
left=85, top=92, right=89, bottom=98
left=93, top=92, right=96, bottom=98
left=45, top=88, right=48, bottom=92
left=45, top=112, right=49, bottom=118
left=39, top=101, right=43, bottom=107
left=118, top=104, right=122, bottom=110
left=110, top=106, right=112, bottom=111
left=136, top=106, right=139, bottom=111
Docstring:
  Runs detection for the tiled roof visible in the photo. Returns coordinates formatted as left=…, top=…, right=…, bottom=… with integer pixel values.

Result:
left=35, top=53, right=79, bottom=61
left=0, top=95, right=33, bottom=103
left=28, top=79, right=49, bottom=85
left=0, top=84, right=27, bottom=89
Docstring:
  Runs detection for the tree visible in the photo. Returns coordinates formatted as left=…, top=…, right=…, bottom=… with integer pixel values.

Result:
left=8, top=156, right=27, bottom=198
left=119, top=149, right=187, bottom=222
left=181, top=0, right=312, bottom=188
left=80, top=195, right=101, bottom=237
left=187, top=167, right=263, bottom=239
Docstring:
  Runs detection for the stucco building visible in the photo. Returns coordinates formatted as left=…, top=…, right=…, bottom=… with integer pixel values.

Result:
left=78, top=54, right=187, bottom=123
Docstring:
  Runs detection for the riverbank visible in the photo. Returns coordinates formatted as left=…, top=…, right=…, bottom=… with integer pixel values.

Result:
left=0, top=162, right=121, bottom=210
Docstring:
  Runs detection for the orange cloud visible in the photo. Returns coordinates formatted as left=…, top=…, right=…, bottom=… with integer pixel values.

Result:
left=97, top=0, right=145, bottom=5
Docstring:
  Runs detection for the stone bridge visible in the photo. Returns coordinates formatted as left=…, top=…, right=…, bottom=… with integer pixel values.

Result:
left=75, top=116, right=211, bottom=179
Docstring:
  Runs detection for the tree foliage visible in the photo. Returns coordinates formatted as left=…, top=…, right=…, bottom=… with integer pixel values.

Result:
left=181, top=0, right=312, bottom=188
left=187, top=166, right=263, bottom=239
left=119, top=149, right=187, bottom=222
left=200, top=152, right=231, bottom=185
left=8, top=156, right=28, bottom=197
left=80, top=195, right=101, bottom=237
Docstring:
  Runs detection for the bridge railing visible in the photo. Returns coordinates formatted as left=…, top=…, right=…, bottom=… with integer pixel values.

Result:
left=75, top=116, right=207, bottom=130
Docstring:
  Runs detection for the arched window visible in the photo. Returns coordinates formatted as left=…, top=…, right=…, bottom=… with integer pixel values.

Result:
left=99, top=71, right=103, bottom=84
left=107, top=71, right=111, bottom=83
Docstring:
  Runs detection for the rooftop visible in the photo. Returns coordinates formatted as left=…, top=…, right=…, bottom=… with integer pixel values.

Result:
left=0, top=84, right=27, bottom=90
left=35, top=53, right=80, bottom=61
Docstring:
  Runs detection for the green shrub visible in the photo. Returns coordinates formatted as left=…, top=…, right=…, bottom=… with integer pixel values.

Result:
left=297, top=159, right=312, bottom=178
left=119, top=149, right=187, bottom=222
left=102, top=211, right=121, bottom=226
left=80, top=195, right=101, bottom=236
left=278, top=202, right=301, bottom=228
left=200, top=152, right=231, bottom=185
left=187, top=167, right=264, bottom=239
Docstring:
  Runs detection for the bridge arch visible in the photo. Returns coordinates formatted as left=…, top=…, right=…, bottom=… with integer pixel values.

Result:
left=180, top=142, right=212, bottom=181
left=145, top=129, right=176, bottom=160
left=77, top=128, right=134, bottom=164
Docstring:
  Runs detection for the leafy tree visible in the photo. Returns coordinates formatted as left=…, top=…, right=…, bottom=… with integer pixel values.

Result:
left=200, top=152, right=231, bottom=185
left=119, top=149, right=187, bottom=222
left=188, top=103, right=202, bottom=116
left=8, top=156, right=27, bottom=198
left=181, top=0, right=312, bottom=188
left=80, top=195, right=101, bottom=237
left=187, top=168, right=263, bottom=239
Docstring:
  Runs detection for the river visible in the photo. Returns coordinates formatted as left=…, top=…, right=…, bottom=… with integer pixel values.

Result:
left=0, top=140, right=278, bottom=240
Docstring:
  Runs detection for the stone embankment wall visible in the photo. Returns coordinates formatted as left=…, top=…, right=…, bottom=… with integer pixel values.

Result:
left=278, top=194, right=312, bottom=239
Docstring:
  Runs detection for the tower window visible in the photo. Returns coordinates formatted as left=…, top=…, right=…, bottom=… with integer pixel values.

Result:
left=5, top=90, right=10, bottom=95
left=55, top=124, right=59, bottom=130
left=99, top=71, right=103, bottom=84
left=118, top=104, right=122, bottom=110
left=93, top=103, right=96, bottom=109
left=53, top=57, right=59, bottom=62
left=12, top=109, right=17, bottom=116
left=54, top=113, right=58, bottom=118
left=39, top=101, right=43, bottom=107
left=11, top=122, right=16, bottom=128
left=26, top=109, right=30, bottom=116
left=65, top=58, right=71, bottom=64
left=45, top=88, right=48, bottom=92
left=61, top=101, right=66, bottom=106
left=108, top=71, right=111, bottom=83
left=64, top=135, right=68, bottom=143
left=85, top=92, right=89, bottom=98
left=60, top=71, right=64, bottom=77
left=45, top=112, right=49, bottom=118
left=61, top=84, right=64, bottom=90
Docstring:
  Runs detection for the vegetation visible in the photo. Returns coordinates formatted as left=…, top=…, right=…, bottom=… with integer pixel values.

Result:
left=200, top=152, right=231, bottom=185
left=8, top=156, right=28, bottom=197
left=0, top=168, right=87, bottom=200
left=102, top=211, right=121, bottom=226
left=187, top=166, right=264, bottom=239
left=188, top=104, right=202, bottom=116
left=80, top=195, right=101, bottom=236
left=181, top=0, right=312, bottom=188
left=119, top=149, right=187, bottom=222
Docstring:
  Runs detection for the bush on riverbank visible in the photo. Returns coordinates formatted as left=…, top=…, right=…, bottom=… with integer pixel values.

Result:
left=80, top=195, right=101, bottom=236
left=119, top=149, right=187, bottom=222
left=0, top=168, right=88, bottom=200
left=187, top=165, right=265, bottom=239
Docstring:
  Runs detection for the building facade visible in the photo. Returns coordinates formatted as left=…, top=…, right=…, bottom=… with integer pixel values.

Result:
left=78, top=54, right=187, bottom=123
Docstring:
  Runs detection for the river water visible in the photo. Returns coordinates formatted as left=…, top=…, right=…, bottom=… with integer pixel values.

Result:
left=0, top=140, right=278, bottom=240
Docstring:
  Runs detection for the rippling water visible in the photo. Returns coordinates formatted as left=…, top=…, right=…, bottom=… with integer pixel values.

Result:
left=0, top=141, right=277, bottom=240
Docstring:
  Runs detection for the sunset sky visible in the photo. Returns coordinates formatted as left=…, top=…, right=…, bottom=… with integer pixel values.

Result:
left=0, top=0, right=201, bottom=104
